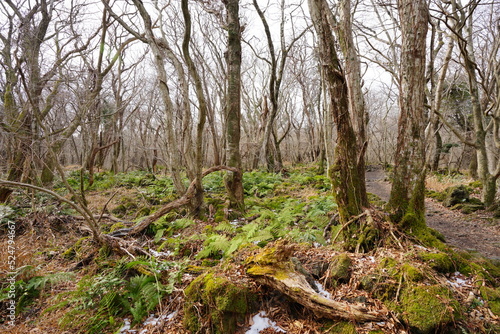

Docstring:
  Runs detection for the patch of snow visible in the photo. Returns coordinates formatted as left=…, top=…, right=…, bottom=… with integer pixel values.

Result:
left=447, top=272, right=471, bottom=288
left=314, top=281, right=332, bottom=299
left=137, top=311, right=178, bottom=334
left=149, top=249, right=173, bottom=257
left=246, top=311, right=286, bottom=334
left=0, top=205, right=13, bottom=219
left=166, top=311, right=177, bottom=320
left=119, top=319, right=137, bottom=333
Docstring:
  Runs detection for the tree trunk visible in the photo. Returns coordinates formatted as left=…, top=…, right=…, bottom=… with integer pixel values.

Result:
left=336, top=0, right=369, bottom=208
left=181, top=0, right=208, bottom=216
left=387, top=0, right=428, bottom=223
left=308, top=0, right=366, bottom=224
left=223, top=0, right=245, bottom=212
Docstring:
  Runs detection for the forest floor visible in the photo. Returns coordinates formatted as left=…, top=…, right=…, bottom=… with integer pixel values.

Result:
left=366, top=166, right=500, bottom=260
left=1, top=165, right=500, bottom=334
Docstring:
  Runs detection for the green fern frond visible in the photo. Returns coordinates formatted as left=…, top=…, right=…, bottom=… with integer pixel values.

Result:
left=215, top=221, right=236, bottom=233
left=197, top=234, right=231, bottom=258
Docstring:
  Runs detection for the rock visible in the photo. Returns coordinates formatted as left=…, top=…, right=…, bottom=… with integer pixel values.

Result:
left=327, top=253, right=352, bottom=287
left=442, top=185, right=470, bottom=207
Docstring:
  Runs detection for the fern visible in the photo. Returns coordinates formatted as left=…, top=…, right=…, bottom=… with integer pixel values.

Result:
left=197, top=234, right=231, bottom=259
left=52, top=257, right=180, bottom=333
left=215, top=221, right=236, bottom=233
left=1, top=271, right=74, bottom=313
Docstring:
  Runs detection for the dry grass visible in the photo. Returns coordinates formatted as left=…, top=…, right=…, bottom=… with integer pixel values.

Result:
left=425, top=174, right=474, bottom=193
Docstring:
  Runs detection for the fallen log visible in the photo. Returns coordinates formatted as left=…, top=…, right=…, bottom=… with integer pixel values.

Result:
left=110, top=165, right=238, bottom=237
left=246, top=241, right=386, bottom=322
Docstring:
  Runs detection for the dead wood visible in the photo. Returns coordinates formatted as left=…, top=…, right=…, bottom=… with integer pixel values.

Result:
left=246, top=241, right=385, bottom=322
left=111, top=165, right=238, bottom=237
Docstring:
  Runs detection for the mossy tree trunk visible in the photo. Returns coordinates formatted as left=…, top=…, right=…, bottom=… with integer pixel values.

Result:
left=336, top=0, right=369, bottom=208
left=223, top=0, right=245, bottom=212
left=387, top=0, right=429, bottom=224
left=308, top=0, right=367, bottom=224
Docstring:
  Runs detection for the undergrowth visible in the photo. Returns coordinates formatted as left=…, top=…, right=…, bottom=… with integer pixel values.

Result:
left=48, top=257, right=185, bottom=334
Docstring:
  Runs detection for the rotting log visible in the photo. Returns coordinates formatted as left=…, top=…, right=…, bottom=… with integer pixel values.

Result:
left=246, top=241, right=385, bottom=322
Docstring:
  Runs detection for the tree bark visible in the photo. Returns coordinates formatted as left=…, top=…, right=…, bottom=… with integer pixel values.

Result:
left=387, top=0, right=429, bottom=222
left=181, top=0, right=208, bottom=216
left=224, top=0, right=245, bottom=212
left=308, top=0, right=366, bottom=224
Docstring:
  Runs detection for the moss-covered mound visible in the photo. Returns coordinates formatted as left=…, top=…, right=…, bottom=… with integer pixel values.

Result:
left=399, top=285, right=461, bottom=334
left=183, top=272, right=255, bottom=334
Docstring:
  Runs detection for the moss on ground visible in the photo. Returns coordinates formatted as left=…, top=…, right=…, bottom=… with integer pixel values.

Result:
left=480, top=286, right=500, bottom=316
left=399, top=285, right=461, bottom=334
left=183, top=272, right=254, bottom=333
left=325, top=321, right=358, bottom=333
left=418, top=252, right=454, bottom=273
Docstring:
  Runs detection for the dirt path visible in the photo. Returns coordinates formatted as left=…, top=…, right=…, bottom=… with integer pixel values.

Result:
left=365, top=166, right=500, bottom=260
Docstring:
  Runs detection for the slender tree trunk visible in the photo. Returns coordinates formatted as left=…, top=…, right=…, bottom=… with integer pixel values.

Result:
left=224, top=0, right=244, bottom=211
left=132, top=0, right=186, bottom=195
left=387, top=0, right=428, bottom=223
left=181, top=0, right=208, bottom=216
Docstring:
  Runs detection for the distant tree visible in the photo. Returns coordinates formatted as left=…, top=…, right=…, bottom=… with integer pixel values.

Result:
left=433, top=0, right=500, bottom=207
left=252, top=0, right=309, bottom=172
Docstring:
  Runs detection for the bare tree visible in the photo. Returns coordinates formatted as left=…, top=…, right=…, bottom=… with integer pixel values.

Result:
left=251, top=0, right=309, bottom=172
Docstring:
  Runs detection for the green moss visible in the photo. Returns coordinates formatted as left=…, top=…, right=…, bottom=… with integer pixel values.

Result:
left=480, top=286, right=500, bottom=316
left=62, top=236, right=90, bottom=259
left=407, top=219, right=446, bottom=250
left=401, top=263, right=424, bottom=282
left=184, top=272, right=254, bottom=333
left=379, top=257, right=398, bottom=270
left=426, top=189, right=447, bottom=202
left=367, top=192, right=386, bottom=207
left=328, top=253, right=352, bottom=284
left=451, top=252, right=500, bottom=285
left=418, top=252, right=454, bottom=273
left=326, top=321, right=358, bottom=333
left=109, top=222, right=125, bottom=233
left=443, top=185, right=470, bottom=207
left=399, top=285, right=461, bottom=334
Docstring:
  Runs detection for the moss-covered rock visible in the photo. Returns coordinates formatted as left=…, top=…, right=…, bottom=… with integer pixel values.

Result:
left=399, top=285, right=461, bottom=334
left=460, top=203, right=485, bottom=214
left=480, top=286, right=500, bottom=316
left=418, top=252, right=454, bottom=273
left=327, top=253, right=352, bottom=286
left=443, top=185, right=469, bottom=207
left=183, top=272, right=254, bottom=333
